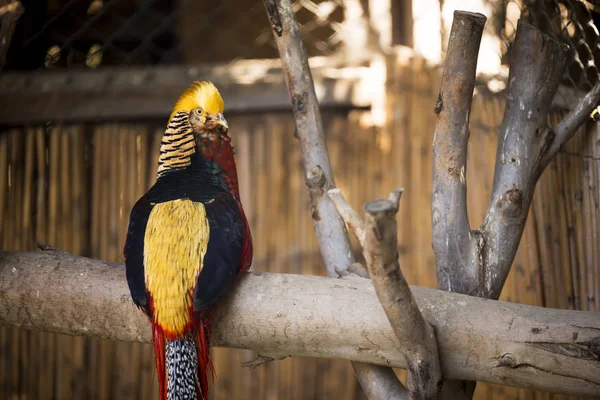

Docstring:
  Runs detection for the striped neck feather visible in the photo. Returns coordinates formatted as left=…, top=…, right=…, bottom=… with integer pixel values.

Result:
left=157, top=111, right=196, bottom=178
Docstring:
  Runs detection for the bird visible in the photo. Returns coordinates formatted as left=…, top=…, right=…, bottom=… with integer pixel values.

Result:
left=177, top=82, right=242, bottom=202
left=124, top=81, right=253, bottom=400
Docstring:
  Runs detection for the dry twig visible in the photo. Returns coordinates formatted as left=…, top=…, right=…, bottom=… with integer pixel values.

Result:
left=328, top=188, right=366, bottom=246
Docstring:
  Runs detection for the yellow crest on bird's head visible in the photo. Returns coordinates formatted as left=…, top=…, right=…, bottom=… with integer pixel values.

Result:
left=169, top=81, right=225, bottom=121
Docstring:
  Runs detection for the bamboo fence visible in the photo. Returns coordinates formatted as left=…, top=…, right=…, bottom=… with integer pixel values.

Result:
left=0, top=60, right=598, bottom=399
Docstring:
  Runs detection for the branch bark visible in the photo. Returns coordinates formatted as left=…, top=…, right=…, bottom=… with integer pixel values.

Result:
left=480, top=19, right=571, bottom=299
left=546, top=82, right=600, bottom=165
left=1, top=251, right=600, bottom=397
left=329, top=188, right=442, bottom=399
left=432, top=11, right=486, bottom=296
left=262, top=0, right=406, bottom=397
left=364, top=196, right=442, bottom=399
left=432, top=12, right=600, bottom=399
left=328, top=188, right=366, bottom=246
left=432, top=13, right=487, bottom=397
left=263, top=0, right=352, bottom=276
left=0, top=1, right=23, bottom=71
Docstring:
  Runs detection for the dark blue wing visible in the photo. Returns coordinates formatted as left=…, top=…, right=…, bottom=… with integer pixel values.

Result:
left=124, top=195, right=153, bottom=315
left=193, top=194, right=245, bottom=313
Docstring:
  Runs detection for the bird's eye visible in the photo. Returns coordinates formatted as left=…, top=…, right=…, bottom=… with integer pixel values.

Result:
left=195, top=108, right=202, bottom=115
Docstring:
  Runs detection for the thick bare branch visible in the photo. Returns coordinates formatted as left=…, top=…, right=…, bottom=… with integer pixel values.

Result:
left=433, top=15, right=596, bottom=398
left=432, top=11, right=486, bottom=295
left=0, top=1, right=23, bottom=71
left=262, top=0, right=403, bottom=396
left=1, top=251, right=600, bottom=396
left=364, top=199, right=442, bottom=400
left=480, top=20, right=570, bottom=300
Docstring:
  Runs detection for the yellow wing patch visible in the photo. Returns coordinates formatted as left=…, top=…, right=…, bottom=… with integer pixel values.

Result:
left=144, top=199, right=210, bottom=335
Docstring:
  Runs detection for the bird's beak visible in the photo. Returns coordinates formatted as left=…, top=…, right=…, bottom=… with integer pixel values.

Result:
left=215, top=112, right=228, bottom=130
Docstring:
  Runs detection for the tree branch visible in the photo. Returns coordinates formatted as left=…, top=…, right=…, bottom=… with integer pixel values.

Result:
left=0, top=1, right=23, bottom=71
left=353, top=364, right=408, bottom=400
left=262, top=0, right=406, bottom=397
left=432, top=14, right=487, bottom=397
left=328, top=188, right=366, bottom=247
left=432, top=11, right=486, bottom=295
left=433, top=14, right=599, bottom=399
left=1, top=251, right=600, bottom=397
left=263, top=0, right=352, bottom=277
left=480, top=20, right=570, bottom=300
left=545, top=82, right=600, bottom=165
left=364, top=197, right=442, bottom=399
left=329, top=188, right=439, bottom=398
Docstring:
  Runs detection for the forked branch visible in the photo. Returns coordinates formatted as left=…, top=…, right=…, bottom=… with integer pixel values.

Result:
left=262, top=0, right=407, bottom=397
left=432, top=10, right=600, bottom=400
left=480, top=19, right=577, bottom=300
left=329, top=189, right=442, bottom=399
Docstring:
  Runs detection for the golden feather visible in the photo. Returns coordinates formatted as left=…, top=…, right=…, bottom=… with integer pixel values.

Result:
left=144, top=199, right=210, bottom=336
left=169, top=81, right=225, bottom=121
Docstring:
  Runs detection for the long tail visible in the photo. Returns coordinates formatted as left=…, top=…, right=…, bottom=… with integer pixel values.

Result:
left=153, top=321, right=214, bottom=400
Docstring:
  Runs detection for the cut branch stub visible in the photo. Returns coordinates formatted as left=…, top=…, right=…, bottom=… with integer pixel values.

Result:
left=432, top=11, right=486, bottom=295
left=364, top=198, right=442, bottom=400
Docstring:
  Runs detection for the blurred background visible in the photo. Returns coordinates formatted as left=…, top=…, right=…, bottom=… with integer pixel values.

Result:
left=0, top=0, right=599, bottom=399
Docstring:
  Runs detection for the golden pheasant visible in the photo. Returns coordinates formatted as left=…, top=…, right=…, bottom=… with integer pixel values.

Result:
left=124, top=82, right=253, bottom=400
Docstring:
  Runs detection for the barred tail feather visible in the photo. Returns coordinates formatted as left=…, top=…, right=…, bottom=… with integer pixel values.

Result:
left=152, top=321, right=213, bottom=400
left=166, top=338, right=199, bottom=400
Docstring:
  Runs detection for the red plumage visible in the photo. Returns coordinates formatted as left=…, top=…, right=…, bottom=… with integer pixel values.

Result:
left=197, top=132, right=254, bottom=279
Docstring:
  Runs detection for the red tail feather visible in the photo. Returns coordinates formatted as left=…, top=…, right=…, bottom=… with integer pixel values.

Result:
left=196, top=320, right=214, bottom=399
left=152, top=323, right=168, bottom=400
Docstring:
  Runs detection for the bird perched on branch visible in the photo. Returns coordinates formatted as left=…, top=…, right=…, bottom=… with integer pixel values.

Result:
left=124, top=81, right=253, bottom=400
